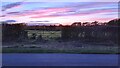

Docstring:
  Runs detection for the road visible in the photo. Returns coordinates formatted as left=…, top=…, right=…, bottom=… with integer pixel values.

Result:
left=2, top=53, right=119, bottom=66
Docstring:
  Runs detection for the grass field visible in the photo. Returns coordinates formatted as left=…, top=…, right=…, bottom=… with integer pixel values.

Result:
left=2, top=41, right=119, bottom=54
left=2, top=30, right=119, bottom=54
left=2, top=47, right=118, bottom=54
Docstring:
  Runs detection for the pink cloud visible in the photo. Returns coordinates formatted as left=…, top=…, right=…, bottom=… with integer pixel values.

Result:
left=3, top=7, right=117, bottom=22
left=65, top=8, right=117, bottom=17
left=30, top=8, right=117, bottom=19
left=73, top=2, right=117, bottom=10
left=29, top=3, right=117, bottom=18
left=19, top=7, right=71, bottom=18
left=87, top=17, right=117, bottom=22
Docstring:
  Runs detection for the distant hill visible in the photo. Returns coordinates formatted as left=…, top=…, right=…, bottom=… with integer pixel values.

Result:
left=27, top=23, right=60, bottom=26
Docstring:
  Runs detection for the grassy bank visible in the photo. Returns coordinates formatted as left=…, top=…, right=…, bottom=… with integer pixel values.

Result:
left=2, top=47, right=119, bottom=54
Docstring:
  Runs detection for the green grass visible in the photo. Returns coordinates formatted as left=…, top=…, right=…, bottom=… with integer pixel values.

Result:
left=2, top=47, right=119, bottom=54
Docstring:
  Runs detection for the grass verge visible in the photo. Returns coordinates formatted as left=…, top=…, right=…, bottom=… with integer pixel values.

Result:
left=2, top=48, right=119, bottom=54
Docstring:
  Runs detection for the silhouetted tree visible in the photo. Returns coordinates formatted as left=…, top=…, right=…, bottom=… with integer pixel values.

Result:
left=2, top=23, right=27, bottom=42
left=107, top=19, right=120, bottom=26
left=71, top=22, right=81, bottom=27
left=82, top=22, right=90, bottom=26
left=91, top=21, right=99, bottom=26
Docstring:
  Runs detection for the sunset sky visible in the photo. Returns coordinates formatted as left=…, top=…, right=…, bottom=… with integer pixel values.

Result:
left=1, top=1, right=118, bottom=25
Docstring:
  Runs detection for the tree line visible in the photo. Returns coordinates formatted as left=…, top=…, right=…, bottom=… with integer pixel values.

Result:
left=2, top=18, right=120, bottom=45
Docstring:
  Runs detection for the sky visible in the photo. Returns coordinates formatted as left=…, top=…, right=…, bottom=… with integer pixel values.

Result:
left=0, top=1, right=118, bottom=25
